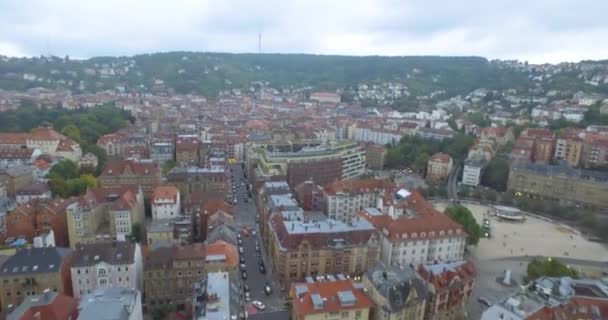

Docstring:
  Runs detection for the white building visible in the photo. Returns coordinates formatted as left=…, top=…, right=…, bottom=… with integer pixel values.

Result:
left=324, top=179, right=395, bottom=222
left=151, top=185, right=181, bottom=220
left=78, top=287, right=143, bottom=320
left=353, top=126, right=403, bottom=145
left=462, top=156, right=487, bottom=187
left=70, top=242, right=143, bottom=299
left=361, top=190, right=467, bottom=267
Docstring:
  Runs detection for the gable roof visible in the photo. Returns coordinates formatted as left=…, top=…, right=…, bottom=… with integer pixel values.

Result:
left=1, top=247, right=70, bottom=276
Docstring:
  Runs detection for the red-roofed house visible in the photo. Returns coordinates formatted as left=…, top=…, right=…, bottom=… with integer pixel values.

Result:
left=426, top=153, right=453, bottom=184
left=291, top=278, right=372, bottom=320
left=6, top=291, right=78, bottom=320
left=175, top=136, right=201, bottom=166
left=152, top=185, right=181, bottom=220
left=99, top=159, right=161, bottom=198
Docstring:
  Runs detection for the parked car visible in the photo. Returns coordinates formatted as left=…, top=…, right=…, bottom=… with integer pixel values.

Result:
left=240, top=263, right=246, bottom=270
left=264, top=284, right=272, bottom=296
left=241, top=271, right=247, bottom=280
left=259, top=264, right=266, bottom=274
left=478, top=297, right=492, bottom=307
left=239, top=247, right=244, bottom=254
left=243, top=284, right=250, bottom=293
left=240, top=256, right=245, bottom=264
left=252, top=301, right=266, bottom=311
left=245, top=291, right=251, bottom=301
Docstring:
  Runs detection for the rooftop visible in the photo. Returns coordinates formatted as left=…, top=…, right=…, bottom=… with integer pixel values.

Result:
left=78, top=288, right=141, bottom=320
left=365, top=261, right=426, bottom=312
left=72, top=242, right=136, bottom=267
left=1, top=247, right=70, bottom=276
left=291, top=278, right=373, bottom=316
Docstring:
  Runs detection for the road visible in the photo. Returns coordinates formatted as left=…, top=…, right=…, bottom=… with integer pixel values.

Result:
left=447, top=163, right=461, bottom=200
left=229, top=163, right=285, bottom=313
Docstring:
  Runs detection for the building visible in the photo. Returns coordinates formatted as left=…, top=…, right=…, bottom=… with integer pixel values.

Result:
left=0, top=148, right=40, bottom=169
left=66, top=186, right=145, bottom=247
left=478, top=126, right=514, bottom=147
left=152, top=185, right=181, bottom=220
left=462, top=156, right=487, bottom=187
left=0, top=247, right=72, bottom=310
left=70, top=242, right=143, bottom=299
left=268, top=206, right=381, bottom=285
left=363, top=262, right=427, bottom=320
left=150, top=142, right=174, bottom=164
left=426, top=153, right=453, bottom=184
left=554, top=128, right=583, bottom=167
left=354, top=127, right=402, bottom=145
left=15, top=182, right=51, bottom=205
left=291, top=277, right=373, bottom=320
left=99, top=159, right=161, bottom=199
left=310, top=92, right=341, bottom=104
left=417, top=261, right=476, bottom=320
left=192, top=271, right=243, bottom=320
left=77, top=288, right=143, bottom=320
left=251, top=141, right=366, bottom=189
left=581, top=133, right=608, bottom=169
left=78, top=152, right=99, bottom=169
left=481, top=276, right=608, bottom=320
left=361, top=189, right=467, bottom=267
left=144, top=244, right=206, bottom=308
left=175, top=135, right=200, bottom=166
left=96, top=133, right=126, bottom=157
left=166, top=166, right=228, bottom=198
left=293, top=181, right=326, bottom=212
left=365, top=144, right=386, bottom=170
left=0, top=166, right=34, bottom=198
left=6, top=198, right=76, bottom=248
left=416, top=128, right=455, bottom=142
left=204, top=240, right=239, bottom=272
left=146, top=217, right=193, bottom=248
left=508, top=160, right=608, bottom=207
left=6, top=290, right=78, bottom=320
left=324, top=179, right=396, bottom=222
left=0, top=128, right=82, bottom=162
left=510, top=128, right=556, bottom=164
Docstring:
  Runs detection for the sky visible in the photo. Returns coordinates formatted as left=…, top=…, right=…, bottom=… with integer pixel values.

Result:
left=1, top=0, right=608, bottom=64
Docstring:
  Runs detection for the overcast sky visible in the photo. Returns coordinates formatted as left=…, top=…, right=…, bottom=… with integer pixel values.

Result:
left=1, top=0, right=607, bottom=64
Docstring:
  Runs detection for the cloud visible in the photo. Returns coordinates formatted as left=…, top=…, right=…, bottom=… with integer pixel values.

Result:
left=0, top=0, right=607, bottom=63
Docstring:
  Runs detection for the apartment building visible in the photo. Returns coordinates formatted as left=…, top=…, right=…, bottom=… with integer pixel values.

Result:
left=66, top=186, right=145, bottom=247
left=6, top=290, right=78, bottom=320
left=365, top=144, right=386, bottom=170
left=462, top=156, right=487, bottom=187
left=15, top=182, right=51, bottom=205
left=151, top=185, right=181, bottom=220
left=0, top=127, right=82, bottom=162
left=0, top=148, right=40, bottom=169
left=417, top=261, right=476, bottom=320
left=268, top=207, right=380, bottom=285
left=291, top=278, right=372, bottom=320
left=363, top=262, right=427, bottom=320
left=508, top=160, right=608, bottom=207
left=96, top=133, right=126, bottom=157
left=144, top=244, right=206, bottom=308
left=0, top=247, right=72, bottom=310
left=478, top=126, right=514, bottom=147
left=70, top=242, right=143, bottom=299
left=150, top=142, right=174, bottom=164
left=99, top=159, right=161, bottom=199
left=192, top=271, right=243, bottom=320
left=310, top=92, right=341, bottom=104
left=78, top=288, right=143, bottom=320
left=175, top=135, right=200, bottom=166
left=554, top=128, right=583, bottom=167
left=324, top=179, right=396, bottom=222
left=510, top=128, right=555, bottom=164
left=0, top=166, right=34, bottom=198
left=5, top=198, right=76, bottom=247
left=166, top=166, right=228, bottom=198
left=581, top=133, right=608, bottom=169
left=426, top=153, right=453, bottom=184
left=361, top=189, right=467, bottom=267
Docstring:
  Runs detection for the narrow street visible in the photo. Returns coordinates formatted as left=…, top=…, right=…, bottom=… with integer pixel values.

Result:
left=229, top=163, right=285, bottom=313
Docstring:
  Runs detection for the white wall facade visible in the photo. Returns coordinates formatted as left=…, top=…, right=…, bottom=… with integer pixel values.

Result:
left=381, top=233, right=467, bottom=267
left=71, top=260, right=138, bottom=299
left=151, top=195, right=181, bottom=220
left=462, top=165, right=482, bottom=187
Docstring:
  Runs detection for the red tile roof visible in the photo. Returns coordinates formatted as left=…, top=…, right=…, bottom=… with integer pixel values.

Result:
left=324, top=179, right=395, bottom=196
left=101, top=159, right=158, bottom=176
left=14, top=293, right=78, bottom=320
left=204, top=240, right=238, bottom=267
left=430, top=152, right=452, bottom=164
left=153, top=185, right=179, bottom=202
left=291, top=279, right=373, bottom=316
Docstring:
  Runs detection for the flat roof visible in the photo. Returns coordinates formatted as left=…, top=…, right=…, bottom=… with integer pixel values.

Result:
left=203, top=272, right=231, bottom=320
left=284, top=217, right=375, bottom=235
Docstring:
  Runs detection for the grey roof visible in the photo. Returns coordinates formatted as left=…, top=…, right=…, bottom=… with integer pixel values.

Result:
left=206, top=224, right=238, bottom=246
left=15, top=181, right=50, bottom=195
left=1, top=247, right=70, bottom=276
left=78, top=288, right=141, bottom=320
left=464, top=156, right=488, bottom=168
left=364, top=261, right=427, bottom=312
left=283, top=217, right=375, bottom=235
left=511, top=160, right=608, bottom=183
left=247, top=310, right=290, bottom=320
left=195, top=272, right=231, bottom=320
left=0, top=165, right=33, bottom=177
left=71, top=242, right=136, bottom=267
left=7, top=291, right=59, bottom=320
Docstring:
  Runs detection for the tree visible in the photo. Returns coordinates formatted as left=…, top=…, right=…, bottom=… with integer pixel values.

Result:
left=413, top=153, right=430, bottom=173
left=47, top=160, right=79, bottom=180
left=482, top=157, right=510, bottom=191
left=61, top=124, right=83, bottom=144
left=130, top=223, right=142, bottom=243
left=445, top=205, right=482, bottom=245
left=79, top=174, right=98, bottom=188
left=525, top=257, right=578, bottom=283
left=162, top=160, right=177, bottom=176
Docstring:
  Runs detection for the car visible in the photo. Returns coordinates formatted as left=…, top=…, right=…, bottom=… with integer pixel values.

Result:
left=255, top=245, right=260, bottom=252
left=478, top=297, right=492, bottom=307
left=252, top=230, right=257, bottom=236
left=240, top=256, right=245, bottom=264
left=259, top=264, right=266, bottom=274
left=240, top=263, right=246, bottom=270
left=241, top=271, right=247, bottom=280
left=245, top=291, right=251, bottom=301
left=264, top=284, right=272, bottom=296
left=239, top=247, right=244, bottom=254
left=237, top=233, right=241, bottom=239
left=237, top=239, right=242, bottom=245
left=243, top=284, right=250, bottom=293
left=252, top=301, right=266, bottom=311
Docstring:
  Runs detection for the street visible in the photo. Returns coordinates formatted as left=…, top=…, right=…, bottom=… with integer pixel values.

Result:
left=229, top=163, right=285, bottom=313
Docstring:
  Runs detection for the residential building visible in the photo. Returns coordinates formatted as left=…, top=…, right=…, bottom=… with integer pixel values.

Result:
left=99, top=159, right=161, bottom=199
left=192, top=271, right=243, bottom=320
left=166, top=166, right=228, bottom=198
left=78, top=152, right=98, bottom=169
left=462, top=156, right=487, bottom=187
left=417, top=261, right=476, bottom=320
left=354, top=127, right=402, bottom=145
left=554, top=128, right=583, bottom=167
left=426, top=153, right=453, bottom=184
left=0, top=247, right=72, bottom=310
left=581, top=133, right=608, bottom=169
left=66, top=186, right=145, bottom=247
left=70, top=242, right=143, bottom=299
left=416, top=128, right=455, bottom=142
left=0, top=166, right=34, bottom=198
left=77, top=288, right=143, bottom=320
left=291, top=278, right=373, bottom=320
left=481, top=276, right=608, bottom=320
left=146, top=217, right=193, bottom=248
left=204, top=240, right=239, bottom=272
left=0, top=128, right=82, bottom=162
left=323, top=179, right=396, bottom=222
left=365, top=144, right=386, bottom=170
left=175, top=135, right=200, bottom=166
left=268, top=207, right=381, bottom=285
left=310, top=92, right=341, bottom=104
left=144, top=244, right=206, bottom=308
left=293, top=181, right=326, bottom=211
left=363, top=262, right=427, bottom=320
left=96, top=133, right=125, bottom=157
left=15, top=182, right=51, bottom=205
left=152, top=185, right=181, bottom=220
left=150, top=142, right=174, bottom=164
left=361, top=189, right=467, bottom=267
left=508, top=160, right=608, bottom=207
left=0, top=148, right=40, bottom=169
left=478, top=126, right=514, bottom=147
left=510, top=128, right=556, bottom=164
left=6, top=198, right=76, bottom=247
left=6, top=290, right=78, bottom=320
